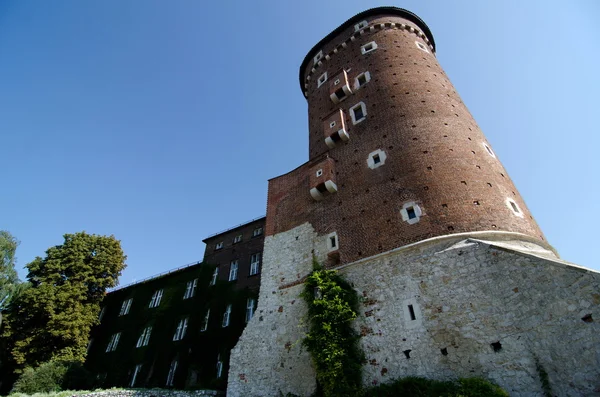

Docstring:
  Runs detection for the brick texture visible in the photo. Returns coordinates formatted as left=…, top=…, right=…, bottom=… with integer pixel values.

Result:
left=266, top=14, right=547, bottom=266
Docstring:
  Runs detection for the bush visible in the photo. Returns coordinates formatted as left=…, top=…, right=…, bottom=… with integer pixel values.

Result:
left=363, top=376, right=508, bottom=397
left=11, top=361, right=94, bottom=394
left=454, top=377, right=509, bottom=397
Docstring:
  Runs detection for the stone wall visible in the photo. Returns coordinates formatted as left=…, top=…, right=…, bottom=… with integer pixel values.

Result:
left=228, top=224, right=600, bottom=396
left=77, top=389, right=222, bottom=397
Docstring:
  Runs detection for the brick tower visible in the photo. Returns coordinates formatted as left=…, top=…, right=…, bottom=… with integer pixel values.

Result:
left=229, top=8, right=600, bottom=396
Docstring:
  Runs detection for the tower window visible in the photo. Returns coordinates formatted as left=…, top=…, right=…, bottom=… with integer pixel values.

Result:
left=415, top=41, right=429, bottom=53
left=316, top=169, right=323, bottom=177
left=354, top=20, right=368, bottom=32
left=229, top=261, right=238, bottom=281
left=354, top=71, right=371, bottom=90
left=408, top=304, right=416, bottom=320
left=483, top=143, right=496, bottom=158
left=313, top=50, right=323, bottom=65
left=333, top=88, right=347, bottom=102
left=367, top=149, right=387, bottom=169
left=506, top=198, right=523, bottom=217
left=400, top=202, right=422, bottom=224
left=326, top=232, right=339, bottom=252
left=350, top=102, right=367, bottom=125
left=329, top=121, right=336, bottom=128
left=361, top=41, right=378, bottom=55
left=317, top=72, right=328, bottom=88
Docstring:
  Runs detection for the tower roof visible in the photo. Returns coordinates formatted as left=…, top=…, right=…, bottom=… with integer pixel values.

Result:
left=298, top=6, right=436, bottom=95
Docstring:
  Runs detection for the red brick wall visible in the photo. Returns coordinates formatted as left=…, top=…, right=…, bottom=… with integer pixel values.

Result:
left=266, top=13, right=547, bottom=266
left=203, top=219, right=265, bottom=290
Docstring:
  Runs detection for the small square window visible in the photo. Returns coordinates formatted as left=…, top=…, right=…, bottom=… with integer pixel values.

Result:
left=329, top=121, right=336, bottom=129
left=350, top=102, right=367, bottom=124
left=400, top=202, right=422, bottom=224
left=313, top=50, right=323, bottom=65
left=415, top=41, right=429, bottom=53
left=367, top=149, right=387, bottom=169
left=354, top=71, right=371, bottom=90
left=506, top=198, right=523, bottom=217
left=334, top=78, right=340, bottom=85
left=361, top=41, right=378, bottom=55
left=317, top=72, right=327, bottom=88
left=354, top=20, right=368, bottom=32
left=316, top=169, right=323, bottom=177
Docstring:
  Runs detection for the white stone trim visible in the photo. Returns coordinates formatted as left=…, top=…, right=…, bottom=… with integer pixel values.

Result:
left=506, top=198, right=524, bottom=218
left=483, top=142, right=496, bottom=158
left=310, top=188, right=324, bottom=201
left=350, top=102, right=367, bottom=125
left=402, top=298, right=423, bottom=329
left=367, top=149, right=387, bottom=169
left=324, top=180, right=337, bottom=193
left=316, top=169, right=323, bottom=177
left=354, top=71, right=371, bottom=90
left=303, top=24, right=435, bottom=98
left=332, top=231, right=560, bottom=274
left=354, top=20, right=368, bottom=32
left=361, top=41, right=378, bottom=55
left=415, top=40, right=429, bottom=53
left=400, top=202, right=422, bottom=224
left=313, top=50, right=323, bottom=65
left=326, top=232, right=339, bottom=252
left=317, top=72, right=327, bottom=88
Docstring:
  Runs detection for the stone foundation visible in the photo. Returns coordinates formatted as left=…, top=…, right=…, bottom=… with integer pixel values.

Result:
left=228, top=224, right=600, bottom=396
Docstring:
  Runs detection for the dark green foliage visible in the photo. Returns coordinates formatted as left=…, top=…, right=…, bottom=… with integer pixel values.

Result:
left=301, top=261, right=363, bottom=397
left=0, top=230, right=20, bottom=311
left=534, top=356, right=553, bottom=397
left=11, top=360, right=94, bottom=394
left=363, top=376, right=508, bottom=397
left=85, top=262, right=256, bottom=391
left=3, top=232, right=127, bottom=370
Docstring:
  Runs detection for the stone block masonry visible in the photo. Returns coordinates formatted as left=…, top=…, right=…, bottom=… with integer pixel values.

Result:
left=77, top=389, right=222, bottom=397
left=229, top=224, right=600, bottom=396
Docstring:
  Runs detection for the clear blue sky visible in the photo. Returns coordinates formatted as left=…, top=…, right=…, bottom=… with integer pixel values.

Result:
left=1, top=0, right=599, bottom=285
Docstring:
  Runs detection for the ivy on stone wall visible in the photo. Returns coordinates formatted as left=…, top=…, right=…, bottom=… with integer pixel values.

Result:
left=301, top=260, right=363, bottom=397
left=85, top=263, right=257, bottom=391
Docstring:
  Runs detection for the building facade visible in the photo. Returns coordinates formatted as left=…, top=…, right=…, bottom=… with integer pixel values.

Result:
left=227, top=7, right=600, bottom=397
left=86, top=217, right=265, bottom=390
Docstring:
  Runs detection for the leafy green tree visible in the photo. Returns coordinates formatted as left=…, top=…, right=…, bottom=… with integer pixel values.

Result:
left=4, top=232, right=126, bottom=369
left=0, top=230, right=20, bottom=311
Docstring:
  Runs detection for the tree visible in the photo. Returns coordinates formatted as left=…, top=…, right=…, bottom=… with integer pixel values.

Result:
left=3, top=232, right=126, bottom=369
left=0, top=230, right=20, bottom=311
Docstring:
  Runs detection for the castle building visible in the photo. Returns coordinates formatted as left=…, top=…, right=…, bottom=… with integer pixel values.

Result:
left=86, top=217, right=265, bottom=390
left=227, top=7, right=600, bottom=396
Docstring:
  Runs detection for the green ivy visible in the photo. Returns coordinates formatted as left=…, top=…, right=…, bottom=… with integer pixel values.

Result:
left=301, top=261, right=363, bottom=397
